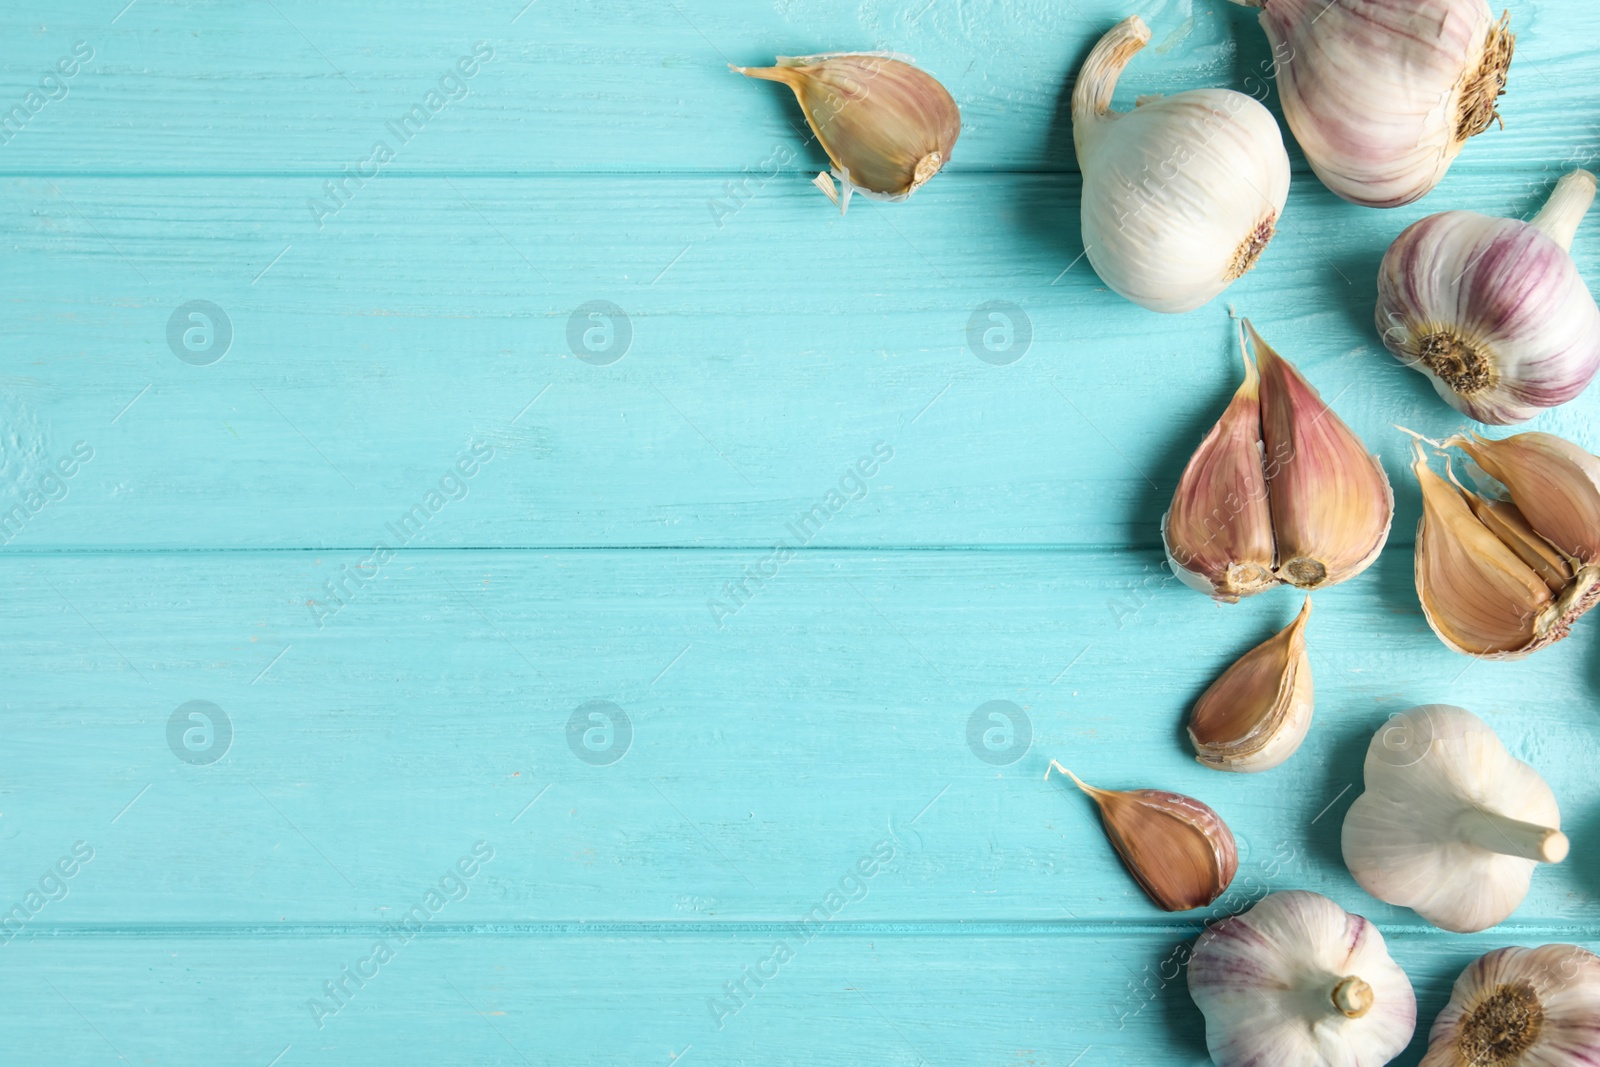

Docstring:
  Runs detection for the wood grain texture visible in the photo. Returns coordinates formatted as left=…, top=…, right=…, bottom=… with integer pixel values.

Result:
left=3, top=1, right=1600, bottom=1065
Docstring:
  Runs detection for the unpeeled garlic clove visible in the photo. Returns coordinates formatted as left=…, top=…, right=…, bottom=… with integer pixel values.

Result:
left=1189, top=598, right=1313, bottom=773
left=1252, top=321, right=1395, bottom=590
left=1448, top=430, right=1600, bottom=564
left=1163, top=350, right=1278, bottom=602
left=1231, top=0, right=1513, bottom=208
left=734, top=53, right=960, bottom=211
left=1342, top=705, right=1567, bottom=933
left=1072, top=17, right=1290, bottom=313
left=1407, top=432, right=1600, bottom=658
left=1050, top=762, right=1237, bottom=911
left=1410, top=440, right=1551, bottom=657
left=1422, top=944, right=1600, bottom=1066
left=1376, top=170, right=1600, bottom=424
left=1190, top=891, right=1416, bottom=1067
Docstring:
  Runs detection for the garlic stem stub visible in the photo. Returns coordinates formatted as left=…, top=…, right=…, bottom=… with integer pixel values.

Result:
left=1189, top=891, right=1416, bottom=1067
left=1072, top=17, right=1290, bottom=313
left=1422, top=944, right=1600, bottom=1066
left=1230, top=0, right=1514, bottom=208
left=1341, top=705, right=1567, bottom=933
left=1188, top=597, right=1313, bottom=773
left=1050, top=763, right=1236, bottom=912
left=1377, top=170, right=1600, bottom=425
left=733, top=53, right=960, bottom=213
left=1409, top=430, right=1600, bottom=658
left=1164, top=320, right=1394, bottom=599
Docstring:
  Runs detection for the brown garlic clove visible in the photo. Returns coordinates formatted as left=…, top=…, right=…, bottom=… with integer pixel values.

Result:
left=1463, top=494, right=1573, bottom=594
left=1189, top=597, right=1314, bottom=773
left=1251, top=321, right=1395, bottom=589
left=734, top=53, right=960, bottom=207
left=1447, top=431, right=1600, bottom=565
left=1051, top=762, right=1238, bottom=911
left=1412, top=440, right=1551, bottom=657
left=1163, top=351, right=1279, bottom=602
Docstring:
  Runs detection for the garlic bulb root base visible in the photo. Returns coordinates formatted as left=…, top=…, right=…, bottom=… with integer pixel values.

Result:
left=1226, top=217, right=1277, bottom=282
left=1456, top=981, right=1544, bottom=1063
left=1456, top=12, right=1514, bottom=143
left=1414, top=329, right=1498, bottom=401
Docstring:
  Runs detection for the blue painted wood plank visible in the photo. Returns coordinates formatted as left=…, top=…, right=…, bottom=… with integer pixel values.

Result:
left=1, top=550, right=1596, bottom=929
left=4, top=172, right=1600, bottom=549
left=0, top=0, right=1596, bottom=175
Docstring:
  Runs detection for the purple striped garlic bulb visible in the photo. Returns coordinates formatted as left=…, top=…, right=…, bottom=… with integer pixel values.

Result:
left=1422, top=945, right=1600, bottom=1066
left=1229, top=0, right=1513, bottom=208
left=1376, top=170, right=1600, bottom=425
left=1189, top=890, right=1416, bottom=1067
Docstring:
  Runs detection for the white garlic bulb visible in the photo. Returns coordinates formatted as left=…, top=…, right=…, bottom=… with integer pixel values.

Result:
left=1377, top=170, right=1600, bottom=424
left=1422, top=944, right=1600, bottom=1066
left=1342, top=705, right=1568, bottom=933
left=1230, top=0, right=1514, bottom=207
left=1189, top=890, right=1416, bottom=1067
left=1073, top=16, right=1290, bottom=314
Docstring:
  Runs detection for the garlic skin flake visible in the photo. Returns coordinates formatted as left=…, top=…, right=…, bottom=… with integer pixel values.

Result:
left=1231, top=0, right=1513, bottom=208
left=1189, top=598, right=1313, bottom=773
left=1377, top=170, right=1600, bottom=425
left=1072, top=17, right=1290, bottom=313
left=1189, top=891, right=1416, bottom=1067
left=1051, top=763, right=1237, bottom=912
left=1341, top=705, right=1568, bottom=934
left=735, top=53, right=960, bottom=211
left=1422, top=944, right=1600, bottom=1066
left=1409, top=432, right=1600, bottom=658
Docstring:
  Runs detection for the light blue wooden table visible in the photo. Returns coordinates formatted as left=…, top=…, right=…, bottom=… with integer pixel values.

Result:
left=3, top=1, right=1598, bottom=1064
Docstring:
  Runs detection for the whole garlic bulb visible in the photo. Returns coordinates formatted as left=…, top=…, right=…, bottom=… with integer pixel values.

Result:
left=1189, top=890, right=1416, bottom=1067
left=1422, top=944, right=1600, bottom=1066
left=1377, top=170, right=1600, bottom=424
left=1230, top=0, right=1514, bottom=207
left=1341, top=705, right=1567, bottom=933
left=1073, top=16, right=1290, bottom=313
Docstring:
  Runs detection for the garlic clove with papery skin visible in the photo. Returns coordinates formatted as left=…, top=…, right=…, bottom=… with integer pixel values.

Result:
left=1230, top=0, right=1513, bottom=208
left=1341, top=705, right=1567, bottom=934
left=1408, top=431, right=1600, bottom=658
left=1188, top=597, right=1313, bottom=772
left=1421, top=944, right=1600, bottom=1066
left=1163, top=346, right=1278, bottom=602
left=1072, top=17, right=1290, bottom=314
left=1049, top=763, right=1237, bottom=912
left=1376, top=170, right=1600, bottom=424
left=1189, top=890, right=1416, bottom=1067
left=1251, top=321, right=1394, bottom=590
left=734, top=53, right=960, bottom=211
